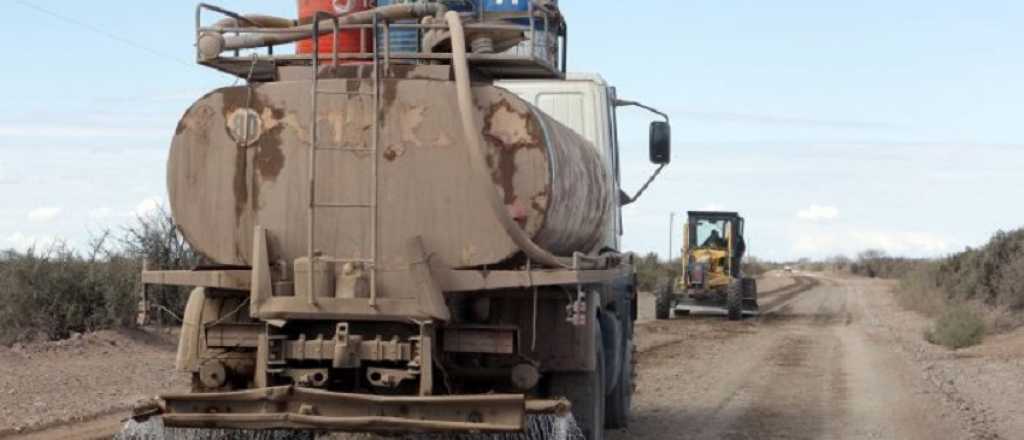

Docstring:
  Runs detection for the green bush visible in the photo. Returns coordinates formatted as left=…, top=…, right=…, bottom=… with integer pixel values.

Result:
left=925, top=305, right=986, bottom=349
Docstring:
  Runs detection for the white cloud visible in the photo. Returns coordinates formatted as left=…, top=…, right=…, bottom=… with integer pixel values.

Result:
left=27, top=207, right=63, bottom=223
left=0, top=124, right=165, bottom=139
left=0, top=161, right=17, bottom=185
left=849, top=230, right=948, bottom=254
left=791, top=227, right=949, bottom=258
left=796, top=205, right=840, bottom=222
left=133, top=197, right=164, bottom=217
left=700, top=203, right=726, bottom=212
left=88, top=198, right=164, bottom=221
left=4, top=233, right=61, bottom=252
left=89, top=207, right=116, bottom=220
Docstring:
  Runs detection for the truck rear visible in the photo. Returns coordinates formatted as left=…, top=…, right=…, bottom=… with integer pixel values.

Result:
left=136, top=3, right=671, bottom=439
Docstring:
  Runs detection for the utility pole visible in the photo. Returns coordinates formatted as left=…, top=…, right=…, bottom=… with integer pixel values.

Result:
left=668, top=212, right=676, bottom=262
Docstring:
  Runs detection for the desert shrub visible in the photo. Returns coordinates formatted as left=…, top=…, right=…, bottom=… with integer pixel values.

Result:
left=895, top=227, right=1024, bottom=343
left=0, top=239, right=139, bottom=343
left=896, top=261, right=947, bottom=316
left=825, top=255, right=852, bottom=272
left=934, top=229, right=1024, bottom=309
left=634, top=252, right=678, bottom=292
left=850, top=249, right=928, bottom=279
left=743, top=256, right=773, bottom=277
left=803, top=261, right=828, bottom=272
left=925, top=305, right=986, bottom=349
left=0, top=208, right=199, bottom=344
left=119, top=206, right=202, bottom=320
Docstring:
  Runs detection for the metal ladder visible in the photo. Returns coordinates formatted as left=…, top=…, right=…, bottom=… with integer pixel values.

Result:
left=306, top=14, right=383, bottom=307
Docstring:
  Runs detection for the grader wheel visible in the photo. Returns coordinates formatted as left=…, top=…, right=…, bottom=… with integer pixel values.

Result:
left=726, top=280, right=743, bottom=321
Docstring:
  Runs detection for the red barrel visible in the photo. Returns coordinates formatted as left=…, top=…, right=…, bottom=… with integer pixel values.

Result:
left=296, top=0, right=373, bottom=57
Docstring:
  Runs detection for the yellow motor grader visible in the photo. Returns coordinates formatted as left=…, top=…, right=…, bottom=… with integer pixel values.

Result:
left=656, top=211, right=758, bottom=320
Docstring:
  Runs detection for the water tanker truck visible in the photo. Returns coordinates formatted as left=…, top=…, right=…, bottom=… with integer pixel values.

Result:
left=135, top=2, right=671, bottom=439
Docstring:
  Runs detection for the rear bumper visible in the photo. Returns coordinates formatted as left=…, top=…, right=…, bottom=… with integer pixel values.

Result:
left=135, top=386, right=569, bottom=433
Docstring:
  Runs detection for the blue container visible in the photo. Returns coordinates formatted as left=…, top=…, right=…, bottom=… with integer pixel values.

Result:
left=481, top=0, right=529, bottom=13
left=377, top=0, right=420, bottom=53
left=486, top=1, right=559, bottom=27
left=440, top=1, right=560, bottom=18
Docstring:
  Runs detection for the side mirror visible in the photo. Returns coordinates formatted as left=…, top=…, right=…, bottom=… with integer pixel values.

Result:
left=649, top=121, right=671, bottom=164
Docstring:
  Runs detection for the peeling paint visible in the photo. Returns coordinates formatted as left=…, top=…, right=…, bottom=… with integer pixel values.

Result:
left=399, top=104, right=426, bottom=146
left=485, top=101, right=540, bottom=149
left=433, top=132, right=452, bottom=148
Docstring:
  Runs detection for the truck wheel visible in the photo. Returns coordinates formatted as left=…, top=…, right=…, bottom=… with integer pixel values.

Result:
left=550, top=324, right=606, bottom=440
left=655, top=279, right=673, bottom=320
left=726, top=281, right=743, bottom=320
left=604, top=340, right=634, bottom=429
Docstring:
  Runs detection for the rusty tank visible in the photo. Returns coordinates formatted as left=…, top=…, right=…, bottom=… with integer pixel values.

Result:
left=139, top=3, right=673, bottom=439
left=170, top=74, right=614, bottom=270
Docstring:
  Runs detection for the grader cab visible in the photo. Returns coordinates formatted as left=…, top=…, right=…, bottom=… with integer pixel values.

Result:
left=656, top=211, right=758, bottom=320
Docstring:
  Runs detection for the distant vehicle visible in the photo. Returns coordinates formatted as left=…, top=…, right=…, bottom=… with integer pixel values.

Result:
left=657, top=211, right=758, bottom=321
left=784, top=266, right=793, bottom=273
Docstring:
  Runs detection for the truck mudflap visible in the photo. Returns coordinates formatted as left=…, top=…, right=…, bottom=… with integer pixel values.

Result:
left=134, top=386, right=570, bottom=433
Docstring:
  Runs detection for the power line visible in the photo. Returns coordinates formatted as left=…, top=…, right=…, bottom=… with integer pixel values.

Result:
left=14, top=0, right=193, bottom=67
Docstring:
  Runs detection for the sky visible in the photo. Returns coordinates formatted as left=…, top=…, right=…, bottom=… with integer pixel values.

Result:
left=1, top=1, right=1022, bottom=261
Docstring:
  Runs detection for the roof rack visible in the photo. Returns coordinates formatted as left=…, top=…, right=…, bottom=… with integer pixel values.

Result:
left=194, top=2, right=567, bottom=82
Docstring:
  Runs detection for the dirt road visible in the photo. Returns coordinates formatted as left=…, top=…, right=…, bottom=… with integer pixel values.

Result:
left=616, top=274, right=983, bottom=440
left=8, top=273, right=1023, bottom=439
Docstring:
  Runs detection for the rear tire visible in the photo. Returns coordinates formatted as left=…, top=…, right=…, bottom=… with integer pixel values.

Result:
left=604, top=339, right=634, bottom=429
left=727, top=281, right=743, bottom=321
left=550, top=324, right=606, bottom=440
left=655, top=279, right=673, bottom=320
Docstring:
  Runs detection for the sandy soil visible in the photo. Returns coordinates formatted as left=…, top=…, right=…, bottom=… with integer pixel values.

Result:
left=616, top=273, right=1009, bottom=440
left=5, top=272, right=1024, bottom=439
left=0, top=329, right=187, bottom=439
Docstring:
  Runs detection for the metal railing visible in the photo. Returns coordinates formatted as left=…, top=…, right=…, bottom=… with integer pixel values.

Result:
left=194, top=2, right=566, bottom=79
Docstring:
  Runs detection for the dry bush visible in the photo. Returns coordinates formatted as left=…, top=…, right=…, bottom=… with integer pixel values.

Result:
left=934, top=229, right=1024, bottom=309
left=851, top=249, right=928, bottom=279
left=119, top=206, right=202, bottom=320
left=634, top=252, right=678, bottom=292
left=0, top=208, right=199, bottom=344
left=925, top=305, right=986, bottom=349
left=896, top=261, right=947, bottom=317
left=896, top=227, right=1024, bottom=346
left=742, top=256, right=774, bottom=277
left=0, top=237, right=138, bottom=344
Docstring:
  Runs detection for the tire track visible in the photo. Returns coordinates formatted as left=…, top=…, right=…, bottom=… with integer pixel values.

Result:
left=757, top=276, right=820, bottom=313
